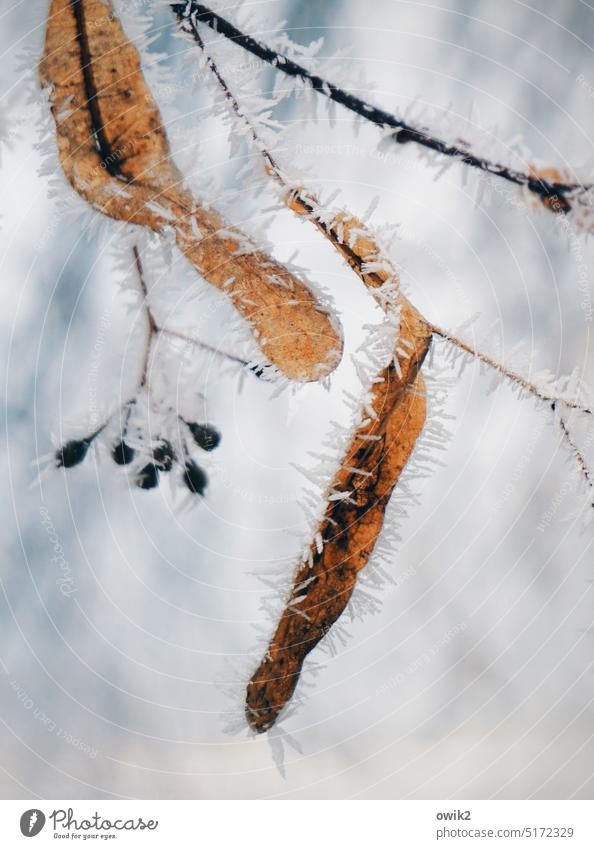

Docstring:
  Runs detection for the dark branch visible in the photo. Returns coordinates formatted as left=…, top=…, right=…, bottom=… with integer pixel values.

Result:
left=171, top=2, right=590, bottom=215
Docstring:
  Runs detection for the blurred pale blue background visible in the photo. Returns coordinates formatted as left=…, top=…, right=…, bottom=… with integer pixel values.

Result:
left=0, top=0, right=592, bottom=798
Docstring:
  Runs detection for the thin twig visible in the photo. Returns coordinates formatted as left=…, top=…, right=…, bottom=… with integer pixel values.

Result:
left=434, top=323, right=594, bottom=493
left=132, top=246, right=269, bottom=378
left=133, top=245, right=158, bottom=388
left=176, top=11, right=396, bottom=291
left=431, top=323, right=592, bottom=415
left=181, top=16, right=282, bottom=181
left=161, top=326, right=258, bottom=371
left=172, top=3, right=591, bottom=216
left=88, top=399, right=135, bottom=443
left=556, top=410, right=594, bottom=498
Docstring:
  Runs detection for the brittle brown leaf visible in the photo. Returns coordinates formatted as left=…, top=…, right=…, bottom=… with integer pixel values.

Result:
left=246, top=303, right=432, bottom=732
left=39, top=0, right=342, bottom=381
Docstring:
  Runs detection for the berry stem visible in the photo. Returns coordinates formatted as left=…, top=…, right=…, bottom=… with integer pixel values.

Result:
left=131, top=246, right=269, bottom=379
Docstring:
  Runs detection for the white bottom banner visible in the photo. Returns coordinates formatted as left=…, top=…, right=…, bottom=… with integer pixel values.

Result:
left=0, top=800, right=592, bottom=848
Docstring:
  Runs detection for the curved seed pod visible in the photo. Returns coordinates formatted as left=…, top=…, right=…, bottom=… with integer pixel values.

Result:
left=246, top=305, right=432, bottom=732
left=38, top=0, right=342, bottom=382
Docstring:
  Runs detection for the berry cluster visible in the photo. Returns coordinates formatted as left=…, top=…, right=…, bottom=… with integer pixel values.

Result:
left=56, top=415, right=220, bottom=497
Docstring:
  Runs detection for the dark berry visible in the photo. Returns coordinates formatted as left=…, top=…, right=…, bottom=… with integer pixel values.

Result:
left=152, top=440, right=175, bottom=471
left=56, top=439, right=90, bottom=468
left=112, top=439, right=135, bottom=465
left=136, top=464, right=159, bottom=490
left=183, top=460, right=208, bottom=496
left=187, top=422, right=221, bottom=452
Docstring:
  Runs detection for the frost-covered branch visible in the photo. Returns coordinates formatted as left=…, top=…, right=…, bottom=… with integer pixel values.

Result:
left=172, top=3, right=593, bottom=227
left=432, top=324, right=593, bottom=497
left=555, top=409, right=594, bottom=505
left=431, top=324, right=592, bottom=415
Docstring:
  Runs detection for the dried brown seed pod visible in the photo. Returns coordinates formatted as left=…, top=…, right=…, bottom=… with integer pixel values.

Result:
left=39, top=0, right=342, bottom=382
left=246, top=304, right=432, bottom=732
